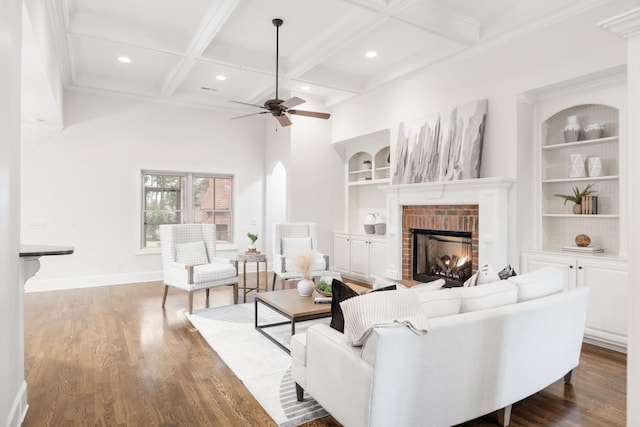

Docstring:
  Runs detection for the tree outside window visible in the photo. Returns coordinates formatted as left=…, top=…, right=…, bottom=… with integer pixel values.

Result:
left=142, top=172, right=233, bottom=248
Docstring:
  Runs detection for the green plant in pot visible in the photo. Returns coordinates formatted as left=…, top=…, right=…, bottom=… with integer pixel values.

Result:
left=247, top=232, right=258, bottom=253
left=554, top=184, right=597, bottom=214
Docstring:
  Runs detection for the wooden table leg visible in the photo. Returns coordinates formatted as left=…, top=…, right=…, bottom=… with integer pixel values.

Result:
left=263, top=260, right=268, bottom=291
left=243, top=260, right=248, bottom=303
left=256, top=261, right=260, bottom=294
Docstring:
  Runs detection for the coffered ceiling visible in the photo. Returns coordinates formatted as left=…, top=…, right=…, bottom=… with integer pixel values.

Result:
left=23, top=0, right=616, bottom=123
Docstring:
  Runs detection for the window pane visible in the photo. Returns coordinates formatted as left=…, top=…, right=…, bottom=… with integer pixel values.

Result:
left=214, top=177, right=231, bottom=210
left=142, top=173, right=185, bottom=248
left=214, top=212, right=231, bottom=242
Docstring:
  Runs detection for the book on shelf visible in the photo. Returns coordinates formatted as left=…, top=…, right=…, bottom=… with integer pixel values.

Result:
left=562, top=245, right=604, bottom=253
left=580, top=195, right=598, bottom=215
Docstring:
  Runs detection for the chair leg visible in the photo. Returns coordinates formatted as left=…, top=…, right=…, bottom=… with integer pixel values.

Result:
left=188, top=292, right=194, bottom=314
left=162, top=285, right=169, bottom=308
left=205, top=288, right=210, bottom=308
left=233, top=283, right=238, bottom=304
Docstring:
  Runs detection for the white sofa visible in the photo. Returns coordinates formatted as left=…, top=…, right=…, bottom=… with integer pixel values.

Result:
left=291, top=267, right=590, bottom=427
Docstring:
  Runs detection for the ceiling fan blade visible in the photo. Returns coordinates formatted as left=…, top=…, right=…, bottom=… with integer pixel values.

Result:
left=280, top=96, right=305, bottom=109
left=288, top=109, right=331, bottom=119
left=275, top=114, right=292, bottom=127
left=231, top=111, right=268, bottom=120
left=229, top=100, right=267, bottom=109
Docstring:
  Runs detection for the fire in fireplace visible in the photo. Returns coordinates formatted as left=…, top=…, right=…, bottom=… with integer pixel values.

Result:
left=412, top=229, right=473, bottom=287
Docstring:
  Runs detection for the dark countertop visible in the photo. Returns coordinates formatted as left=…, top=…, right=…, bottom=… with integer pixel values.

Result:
left=20, top=244, right=74, bottom=257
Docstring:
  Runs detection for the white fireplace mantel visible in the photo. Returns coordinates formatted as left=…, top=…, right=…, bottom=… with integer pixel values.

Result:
left=380, top=177, right=514, bottom=279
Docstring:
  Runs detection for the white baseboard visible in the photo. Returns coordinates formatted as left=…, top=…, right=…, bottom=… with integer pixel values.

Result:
left=7, top=381, right=28, bottom=427
left=24, top=271, right=164, bottom=293
left=24, top=264, right=275, bottom=293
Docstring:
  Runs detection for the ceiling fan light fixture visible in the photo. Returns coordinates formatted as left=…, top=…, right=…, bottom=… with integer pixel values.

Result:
left=228, top=18, right=330, bottom=127
left=118, top=56, right=131, bottom=63
left=365, top=50, right=377, bottom=58
left=216, top=75, right=227, bottom=81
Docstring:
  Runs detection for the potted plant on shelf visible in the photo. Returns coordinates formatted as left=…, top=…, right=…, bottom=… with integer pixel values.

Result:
left=246, top=232, right=259, bottom=254
left=554, top=184, right=597, bottom=214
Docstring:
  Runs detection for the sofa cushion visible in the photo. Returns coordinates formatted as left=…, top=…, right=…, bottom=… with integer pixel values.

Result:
left=340, top=289, right=429, bottom=346
left=411, top=278, right=446, bottom=291
left=415, top=288, right=461, bottom=318
left=457, top=281, right=518, bottom=313
left=175, top=241, right=209, bottom=266
left=463, top=264, right=500, bottom=287
left=329, top=279, right=359, bottom=332
left=507, top=266, right=564, bottom=302
left=330, top=280, right=396, bottom=332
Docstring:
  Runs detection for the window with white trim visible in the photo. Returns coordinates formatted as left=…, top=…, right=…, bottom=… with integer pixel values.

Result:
left=141, top=171, right=233, bottom=248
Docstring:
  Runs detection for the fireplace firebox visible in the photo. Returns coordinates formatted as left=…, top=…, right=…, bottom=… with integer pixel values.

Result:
left=412, top=229, right=473, bottom=287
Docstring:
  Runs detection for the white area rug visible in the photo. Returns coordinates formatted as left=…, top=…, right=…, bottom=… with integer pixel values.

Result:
left=185, top=303, right=330, bottom=427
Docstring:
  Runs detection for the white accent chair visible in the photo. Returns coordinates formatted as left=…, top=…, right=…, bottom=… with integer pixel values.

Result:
left=160, top=224, right=238, bottom=314
left=271, top=223, right=329, bottom=290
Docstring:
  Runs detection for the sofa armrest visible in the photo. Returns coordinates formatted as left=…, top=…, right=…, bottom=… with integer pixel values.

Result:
left=305, top=324, right=374, bottom=427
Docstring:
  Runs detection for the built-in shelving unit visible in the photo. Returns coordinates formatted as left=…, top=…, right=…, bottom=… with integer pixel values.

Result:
left=520, top=70, right=629, bottom=351
left=539, top=102, right=621, bottom=253
left=334, top=129, right=391, bottom=233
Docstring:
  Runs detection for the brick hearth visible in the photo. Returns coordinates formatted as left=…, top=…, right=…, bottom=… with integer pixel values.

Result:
left=402, top=205, right=479, bottom=281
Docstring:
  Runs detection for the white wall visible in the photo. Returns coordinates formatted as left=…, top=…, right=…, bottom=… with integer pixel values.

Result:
left=263, top=94, right=343, bottom=265
left=1, top=1, right=26, bottom=425
left=330, top=1, right=630, bottom=268
left=21, top=90, right=264, bottom=291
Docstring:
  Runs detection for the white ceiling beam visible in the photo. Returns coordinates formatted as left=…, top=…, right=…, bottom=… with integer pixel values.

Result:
left=285, top=9, right=387, bottom=80
left=160, top=0, right=241, bottom=98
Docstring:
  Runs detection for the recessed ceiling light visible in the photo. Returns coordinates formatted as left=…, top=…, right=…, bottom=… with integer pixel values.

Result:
left=118, top=56, right=131, bottom=63
left=216, top=75, right=227, bottom=81
left=300, top=85, right=310, bottom=91
left=365, top=50, right=377, bottom=58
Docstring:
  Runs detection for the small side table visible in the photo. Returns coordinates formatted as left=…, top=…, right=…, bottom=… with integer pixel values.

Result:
left=237, top=253, right=268, bottom=303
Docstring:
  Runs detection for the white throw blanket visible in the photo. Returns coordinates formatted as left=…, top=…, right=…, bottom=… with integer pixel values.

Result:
left=340, top=289, right=429, bottom=346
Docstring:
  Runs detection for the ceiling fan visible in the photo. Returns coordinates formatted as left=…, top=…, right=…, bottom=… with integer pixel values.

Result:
left=230, top=18, right=331, bottom=127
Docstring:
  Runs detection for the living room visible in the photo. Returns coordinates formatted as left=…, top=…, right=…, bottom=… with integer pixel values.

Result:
left=2, top=0, right=640, bottom=426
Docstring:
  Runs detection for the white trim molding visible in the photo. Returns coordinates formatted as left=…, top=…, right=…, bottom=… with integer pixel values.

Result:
left=380, top=177, right=514, bottom=279
left=600, top=8, right=640, bottom=427
left=599, top=7, right=640, bottom=39
left=7, top=380, right=28, bottom=427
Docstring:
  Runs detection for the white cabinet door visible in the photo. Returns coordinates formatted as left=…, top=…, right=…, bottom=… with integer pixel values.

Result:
left=521, top=250, right=628, bottom=350
left=333, top=234, right=351, bottom=273
left=578, top=259, right=628, bottom=347
left=369, top=237, right=387, bottom=279
left=350, top=235, right=370, bottom=278
left=520, top=250, right=576, bottom=289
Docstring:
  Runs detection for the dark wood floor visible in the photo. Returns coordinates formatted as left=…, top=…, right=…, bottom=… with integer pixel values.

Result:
left=22, top=276, right=626, bottom=426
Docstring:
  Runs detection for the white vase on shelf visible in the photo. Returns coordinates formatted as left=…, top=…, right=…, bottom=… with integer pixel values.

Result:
left=568, top=154, right=586, bottom=178
left=564, top=115, right=581, bottom=142
left=364, top=212, right=378, bottom=234
left=588, top=157, right=603, bottom=177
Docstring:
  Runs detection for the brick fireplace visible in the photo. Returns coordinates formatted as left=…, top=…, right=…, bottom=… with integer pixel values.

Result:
left=380, top=178, right=513, bottom=280
left=402, top=205, right=479, bottom=281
